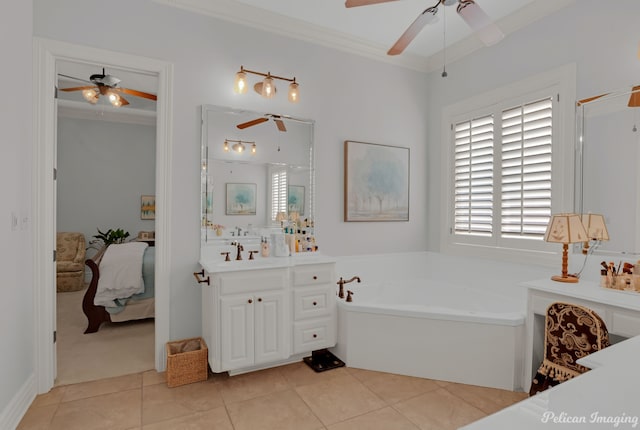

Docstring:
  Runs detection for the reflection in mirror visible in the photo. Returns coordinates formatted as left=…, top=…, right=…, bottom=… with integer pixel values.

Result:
left=201, top=105, right=314, bottom=247
left=576, top=86, right=640, bottom=256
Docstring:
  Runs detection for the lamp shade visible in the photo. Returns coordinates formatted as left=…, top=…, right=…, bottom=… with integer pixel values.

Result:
left=288, top=81, right=299, bottom=103
left=543, top=213, right=587, bottom=244
left=581, top=213, right=609, bottom=241
left=234, top=70, right=248, bottom=94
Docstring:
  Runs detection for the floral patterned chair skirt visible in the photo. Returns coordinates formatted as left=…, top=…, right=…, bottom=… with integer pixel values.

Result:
left=56, top=232, right=86, bottom=292
left=529, top=301, right=610, bottom=396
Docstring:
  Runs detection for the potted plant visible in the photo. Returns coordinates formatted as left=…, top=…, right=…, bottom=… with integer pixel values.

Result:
left=90, top=227, right=130, bottom=249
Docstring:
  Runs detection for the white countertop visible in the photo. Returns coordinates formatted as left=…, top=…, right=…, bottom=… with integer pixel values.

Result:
left=199, top=252, right=335, bottom=274
left=521, top=278, right=640, bottom=312
left=461, top=335, right=640, bottom=429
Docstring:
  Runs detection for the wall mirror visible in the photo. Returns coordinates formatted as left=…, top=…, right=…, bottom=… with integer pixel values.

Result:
left=575, top=85, right=640, bottom=256
left=201, top=104, right=314, bottom=248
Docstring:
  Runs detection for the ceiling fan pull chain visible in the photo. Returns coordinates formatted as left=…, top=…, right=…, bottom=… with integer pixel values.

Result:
left=442, top=4, right=448, bottom=78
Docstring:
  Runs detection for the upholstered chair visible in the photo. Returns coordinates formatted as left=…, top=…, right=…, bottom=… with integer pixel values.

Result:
left=529, top=301, right=610, bottom=396
left=56, top=232, right=86, bottom=292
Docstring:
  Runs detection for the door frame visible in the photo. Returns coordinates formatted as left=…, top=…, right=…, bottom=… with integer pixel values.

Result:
left=33, top=38, right=173, bottom=393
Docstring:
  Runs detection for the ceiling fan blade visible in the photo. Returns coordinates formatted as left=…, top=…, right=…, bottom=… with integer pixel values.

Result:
left=577, top=94, right=609, bottom=106
left=628, top=86, right=640, bottom=107
left=59, top=85, right=96, bottom=92
left=118, top=87, right=158, bottom=101
left=274, top=119, right=287, bottom=132
left=118, top=95, right=130, bottom=107
left=58, top=73, right=93, bottom=84
left=457, top=0, right=504, bottom=46
left=387, top=6, right=438, bottom=56
left=345, top=0, right=400, bottom=7
left=236, top=117, right=269, bottom=130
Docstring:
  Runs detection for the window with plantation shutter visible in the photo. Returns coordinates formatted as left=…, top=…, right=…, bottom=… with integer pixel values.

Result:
left=500, top=97, right=552, bottom=239
left=442, top=65, right=575, bottom=260
left=454, top=115, right=494, bottom=237
left=270, top=168, right=287, bottom=221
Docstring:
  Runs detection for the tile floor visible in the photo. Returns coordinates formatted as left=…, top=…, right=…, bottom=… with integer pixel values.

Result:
left=18, top=363, right=527, bottom=430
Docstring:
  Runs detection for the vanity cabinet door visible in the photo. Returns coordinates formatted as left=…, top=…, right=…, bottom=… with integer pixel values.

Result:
left=254, top=291, right=289, bottom=365
left=220, top=295, right=255, bottom=371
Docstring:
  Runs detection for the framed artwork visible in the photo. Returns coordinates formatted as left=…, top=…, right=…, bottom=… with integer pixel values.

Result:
left=288, top=185, right=305, bottom=216
left=140, top=195, right=156, bottom=220
left=226, top=183, right=257, bottom=215
left=344, top=140, right=409, bottom=222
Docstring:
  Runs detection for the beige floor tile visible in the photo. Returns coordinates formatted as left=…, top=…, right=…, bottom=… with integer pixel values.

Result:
left=356, top=371, right=442, bottom=405
left=393, top=387, right=486, bottom=430
left=227, top=388, right=324, bottom=430
left=142, top=406, right=233, bottom=430
left=444, top=383, right=528, bottom=415
left=328, top=406, right=420, bottom=430
left=17, top=404, right=58, bottom=430
left=29, top=386, right=67, bottom=408
left=218, top=367, right=290, bottom=405
left=62, top=372, right=142, bottom=402
left=279, top=361, right=350, bottom=388
left=142, top=379, right=224, bottom=425
left=142, top=370, right=166, bottom=387
left=49, top=388, right=141, bottom=430
left=295, top=372, right=386, bottom=426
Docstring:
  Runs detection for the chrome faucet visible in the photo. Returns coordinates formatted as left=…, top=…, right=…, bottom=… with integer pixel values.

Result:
left=231, top=241, right=244, bottom=260
left=337, top=276, right=361, bottom=299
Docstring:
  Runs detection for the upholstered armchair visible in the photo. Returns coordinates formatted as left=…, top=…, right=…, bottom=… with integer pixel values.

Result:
left=56, top=232, right=86, bottom=292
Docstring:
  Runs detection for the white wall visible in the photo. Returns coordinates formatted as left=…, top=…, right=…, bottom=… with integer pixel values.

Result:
left=0, top=0, right=34, bottom=426
left=425, top=0, right=640, bottom=252
left=57, top=117, right=156, bottom=255
left=33, top=0, right=429, bottom=340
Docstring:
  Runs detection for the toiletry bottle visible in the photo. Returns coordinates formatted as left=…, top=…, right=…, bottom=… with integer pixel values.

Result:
left=261, top=237, right=270, bottom=257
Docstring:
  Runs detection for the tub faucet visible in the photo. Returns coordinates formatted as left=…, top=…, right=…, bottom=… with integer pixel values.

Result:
left=337, top=276, right=361, bottom=299
left=231, top=241, right=244, bottom=260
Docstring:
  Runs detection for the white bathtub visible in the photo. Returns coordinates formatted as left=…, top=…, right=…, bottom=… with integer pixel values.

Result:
left=331, top=252, right=552, bottom=391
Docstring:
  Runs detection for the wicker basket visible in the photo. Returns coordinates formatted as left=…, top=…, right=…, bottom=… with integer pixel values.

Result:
left=166, top=337, right=208, bottom=388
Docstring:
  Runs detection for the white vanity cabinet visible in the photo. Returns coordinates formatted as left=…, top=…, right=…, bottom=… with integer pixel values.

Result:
left=291, top=263, right=337, bottom=354
left=200, top=257, right=337, bottom=375
left=202, top=267, right=290, bottom=373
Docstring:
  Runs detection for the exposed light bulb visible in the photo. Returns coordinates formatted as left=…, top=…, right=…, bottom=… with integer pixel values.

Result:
left=110, top=94, right=123, bottom=107
left=82, top=88, right=98, bottom=104
left=288, top=80, right=299, bottom=103
left=234, top=70, right=248, bottom=94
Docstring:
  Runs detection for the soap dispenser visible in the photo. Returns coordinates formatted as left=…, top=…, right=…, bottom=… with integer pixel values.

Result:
left=261, top=237, right=270, bottom=257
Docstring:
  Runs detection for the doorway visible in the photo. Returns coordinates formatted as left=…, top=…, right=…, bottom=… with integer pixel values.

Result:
left=34, top=38, right=173, bottom=394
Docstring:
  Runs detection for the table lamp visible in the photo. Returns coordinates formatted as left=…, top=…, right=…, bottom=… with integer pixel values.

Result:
left=580, top=213, right=609, bottom=254
left=544, top=213, right=588, bottom=283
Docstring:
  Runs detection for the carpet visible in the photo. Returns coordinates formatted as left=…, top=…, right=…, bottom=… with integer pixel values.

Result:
left=56, top=286, right=155, bottom=386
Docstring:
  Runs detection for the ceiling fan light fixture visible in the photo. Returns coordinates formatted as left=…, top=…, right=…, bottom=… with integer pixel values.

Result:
left=109, top=93, right=123, bottom=107
left=234, top=69, right=248, bottom=94
left=82, top=88, right=98, bottom=104
left=288, top=80, right=299, bottom=103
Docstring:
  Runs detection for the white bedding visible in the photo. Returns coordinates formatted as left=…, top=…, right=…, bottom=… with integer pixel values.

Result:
left=94, top=242, right=148, bottom=307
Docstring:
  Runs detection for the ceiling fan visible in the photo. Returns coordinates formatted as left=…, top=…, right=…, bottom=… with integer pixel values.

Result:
left=345, top=0, right=504, bottom=56
left=58, top=68, right=157, bottom=107
left=237, top=114, right=288, bottom=132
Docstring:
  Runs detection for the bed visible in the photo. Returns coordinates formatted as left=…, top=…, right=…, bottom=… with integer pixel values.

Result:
left=82, top=242, right=155, bottom=333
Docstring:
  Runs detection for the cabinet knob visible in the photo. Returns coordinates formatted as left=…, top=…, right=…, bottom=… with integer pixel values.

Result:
left=248, top=299, right=253, bottom=304
left=313, top=301, right=317, bottom=306
left=258, top=297, right=262, bottom=302
left=313, top=334, right=317, bottom=338
left=313, top=275, right=318, bottom=280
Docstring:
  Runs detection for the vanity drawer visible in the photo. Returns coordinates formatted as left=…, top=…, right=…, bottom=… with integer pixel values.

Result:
left=293, top=318, right=336, bottom=354
left=293, top=287, right=333, bottom=320
left=292, top=264, right=334, bottom=287
left=610, top=309, right=640, bottom=338
left=217, top=268, right=288, bottom=295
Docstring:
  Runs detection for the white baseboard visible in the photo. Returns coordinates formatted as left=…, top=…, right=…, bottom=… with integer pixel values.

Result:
left=0, top=373, right=36, bottom=430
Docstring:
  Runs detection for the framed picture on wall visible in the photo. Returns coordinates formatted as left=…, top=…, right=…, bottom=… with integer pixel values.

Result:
left=226, top=183, right=257, bottom=215
left=344, top=140, right=410, bottom=222
left=288, top=185, right=305, bottom=216
left=140, top=195, right=156, bottom=220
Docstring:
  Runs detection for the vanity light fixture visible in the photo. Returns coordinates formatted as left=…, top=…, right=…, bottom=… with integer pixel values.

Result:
left=233, top=66, right=300, bottom=103
left=223, top=139, right=256, bottom=155
left=544, top=213, right=588, bottom=283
